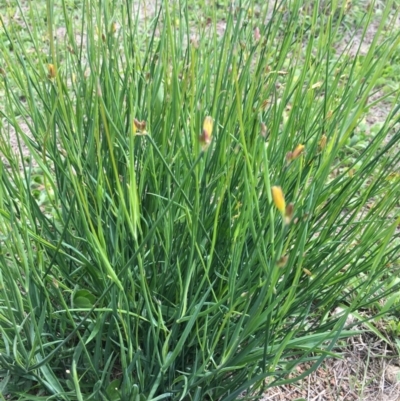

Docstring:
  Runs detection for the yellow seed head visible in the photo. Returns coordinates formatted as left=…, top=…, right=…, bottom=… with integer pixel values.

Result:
left=284, top=203, right=294, bottom=225
left=285, top=151, right=293, bottom=162
left=291, top=144, right=305, bottom=159
left=133, top=118, right=146, bottom=135
left=319, top=135, right=327, bottom=151
left=47, top=64, right=56, bottom=79
left=134, top=118, right=146, bottom=131
left=272, top=186, right=286, bottom=214
left=200, top=116, right=213, bottom=150
left=277, top=255, right=288, bottom=268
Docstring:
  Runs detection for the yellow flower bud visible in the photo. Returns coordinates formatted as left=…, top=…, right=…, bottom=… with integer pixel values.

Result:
left=284, top=203, right=294, bottom=225
left=291, top=144, right=305, bottom=159
left=133, top=118, right=146, bottom=135
left=200, top=116, right=213, bottom=150
left=47, top=64, right=56, bottom=79
left=285, top=151, right=293, bottom=162
left=277, top=255, right=288, bottom=268
left=319, top=135, right=327, bottom=151
left=286, top=144, right=305, bottom=162
left=272, top=186, right=285, bottom=214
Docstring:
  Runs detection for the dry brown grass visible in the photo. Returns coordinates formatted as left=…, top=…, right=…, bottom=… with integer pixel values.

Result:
left=259, top=332, right=400, bottom=401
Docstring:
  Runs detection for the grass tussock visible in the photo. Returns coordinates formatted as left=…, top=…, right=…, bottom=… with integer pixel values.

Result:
left=0, top=0, right=400, bottom=400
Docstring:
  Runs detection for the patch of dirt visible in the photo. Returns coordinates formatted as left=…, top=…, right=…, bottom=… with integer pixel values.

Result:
left=0, top=120, right=33, bottom=169
left=259, top=333, right=400, bottom=400
left=335, top=6, right=400, bottom=132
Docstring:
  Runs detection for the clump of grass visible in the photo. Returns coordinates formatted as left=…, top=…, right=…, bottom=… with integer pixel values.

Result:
left=0, top=0, right=400, bottom=400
